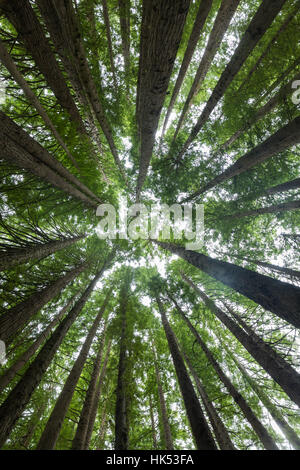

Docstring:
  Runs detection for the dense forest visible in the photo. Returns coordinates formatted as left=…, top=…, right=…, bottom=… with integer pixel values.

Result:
left=0, top=0, right=299, bottom=451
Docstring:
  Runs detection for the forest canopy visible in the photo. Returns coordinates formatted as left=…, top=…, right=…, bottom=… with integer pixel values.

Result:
left=0, top=0, right=299, bottom=451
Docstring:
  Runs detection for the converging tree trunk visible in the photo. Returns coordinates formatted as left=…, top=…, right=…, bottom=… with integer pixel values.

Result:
left=118, top=0, right=131, bottom=76
left=228, top=253, right=300, bottom=280
left=0, top=269, right=104, bottom=448
left=220, top=200, right=300, bottom=221
left=36, top=288, right=111, bottom=450
left=156, top=295, right=217, bottom=450
left=102, top=0, right=117, bottom=88
left=152, top=240, right=300, bottom=329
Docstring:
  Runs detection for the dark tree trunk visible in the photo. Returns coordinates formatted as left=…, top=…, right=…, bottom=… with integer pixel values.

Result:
left=84, top=340, right=112, bottom=449
left=152, top=240, right=300, bottom=329
left=182, top=350, right=236, bottom=450
left=161, top=0, right=213, bottom=138
left=135, top=0, right=191, bottom=201
left=177, top=0, right=287, bottom=161
left=152, top=342, right=174, bottom=450
left=180, top=275, right=300, bottom=408
left=0, top=293, right=77, bottom=393
left=229, top=253, right=300, bottom=280
left=156, top=295, right=217, bottom=450
left=102, top=0, right=117, bottom=88
left=183, top=115, right=300, bottom=201
left=175, top=305, right=279, bottom=450
left=173, top=0, right=240, bottom=141
left=0, top=0, right=86, bottom=133
left=71, top=323, right=108, bottom=450
left=221, top=200, right=300, bottom=221
left=118, top=0, right=131, bottom=76
left=36, top=288, right=111, bottom=450
left=0, top=261, right=88, bottom=344
left=0, top=270, right=103, bottom=448
left=149, top=393, right=158, bottom=449
left=0, top=234, right=85, bottom=272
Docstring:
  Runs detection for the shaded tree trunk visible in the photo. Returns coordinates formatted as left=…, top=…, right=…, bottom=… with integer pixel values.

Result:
left=182, top=350, right=236, bottom=450
left=265, top=177, right=300, bottom=196
left=0, top=0, right=86, bottom=133
left=0, top=270, right=103, bottom=448
left=149, top=393, right=158, bottom=449
left=19, top=402, right=47, bottom=449
left=0, top=111, right=101, bottom=205
left=229, top=253, right=300, bottom=280
left=102, top=0, right=117, bottom=88
left=221, top=200, right=300, bottom=221
left=173, top=0, right=240, bottom=141
left=96, top=400, right=108, bottom=450
left=179, top=275, right=300, bottom=408
left=161, top=0, right=213, bottom=139
left=36, top=288, right=111, bottom=450
left=85, top=340, right=112, bottom=449
left=156, top=295, right=217, bottom=450
left=177, top=0, right=287, bottom=161
left=229, top=353, right=300, bottom=450
left=175, top=305, right=279, bottom=450
left=135, top=0, right=191, bottom=201
left=0, top=261, right=88, bottom=344
left=118, top=0, right=131, bottom=76
left=152, top=342, right=174, bottom=450
left=0, top=234, right=85, bottom=272
left=152, top=240, right=300, bottom=329
left=0, top=293, right=77, bottom=393
left=71, top=322, right=108, bottom=450
left=183, top=115, right=300, bottom=201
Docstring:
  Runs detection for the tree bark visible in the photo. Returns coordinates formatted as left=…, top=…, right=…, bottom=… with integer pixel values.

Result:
left=230, top=354, right=300, bottom=450
left=182, top=350, right=236, bottom=450
left=0, top=293, right=77, bottom=393
left=152, top=342, right=174, bottom=450
left=0, top=270, right=102, bottom=448
left=229, top=253, right=300, bottom=280
left=102, top=0, right=117, bottom=88
left=175, top=305, right=279, bottom=450
left=183, top=114, right=300, bottom=202
left=173, top=0, right=241, bottom=141
left=118, top=0, right=131, bottom=76
left=156, top=295, right=217, bottom=450
left=71, top=323, right=108, bottom=449
left=149, top=393, right=158, bottom=449
left=179, top=275, right=300, bottom=408
left=152, top=240, right=300, bottom=329
left=221, top=200, right=300, bottom=221
left=0, top=261, right=88, bottom=344
left=135, top=0, right=191, bottom=201
left=0, top=0, right=86, bottom=133
left=161, top=0, right=213, bottom=139
left=0, top=112, right=101, bottom=205
left=177, top=0, right=287, bottom=161
left=85, top=340, right=112, bottom=449
left=36, top=288, right=111, bottom=450
left=0, top=234, right=85, bottom=272
left=96, top=401, right=108, bottom=450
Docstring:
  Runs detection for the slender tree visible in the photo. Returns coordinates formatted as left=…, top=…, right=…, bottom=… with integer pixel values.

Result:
left=220, top=199, right=300, bottom=221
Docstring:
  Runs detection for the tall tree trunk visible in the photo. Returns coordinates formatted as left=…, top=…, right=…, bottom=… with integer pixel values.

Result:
left=183, top=115, right=300, bottom=201
left=85, top=340, right=112, bottom=449
left=228, top=253, right=300, bottom=280
left=102, top=0, right=117, bottom=88
left=265, top=177, right=300, bottom=196
left=118, top=0, right=131, bottom=76
left=96, top=400, right=108, bottom=450
left=161, top=0, right=213, bottom=139
left=149, top=393, right=158, bottom=449
left=135, top=0, right=191, bottom=201
left=156, top=295, right=217, bottom=450
left=36, top=288, right=111, bottom=450
left=19, top=402, right=47, bottom=449
left=0, top=234, right=85, bottom=272
left=173, top=0, right=241, bottom=141
left=0, top=293, right=77, bottom=393
left=152, top=240, right=300, bottom=329
left=115, top=274, right=131, bottom=450
left=0, top=0, right=86, bottom=133
left=36, top=0, right=127, bottom=185
left=0, top=111, right=101, bottom=205
left=229, top=352, right=300, bottom=450
left=182, top=350, right=236, bottom=450
left=175, top=305, right=279, bottom=450
left=179, top=276, right=300, bottom=408
left=176, top=0, right=287, bottom=161
left=221, top=200, right=300, bottom=221
left=0, top=270, right=103, bottom=448
left=0, top=261, right=88, bottom=344
left=152, top=342, right=174, bottom=450
left=71, top=323, right=108, bottom=450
